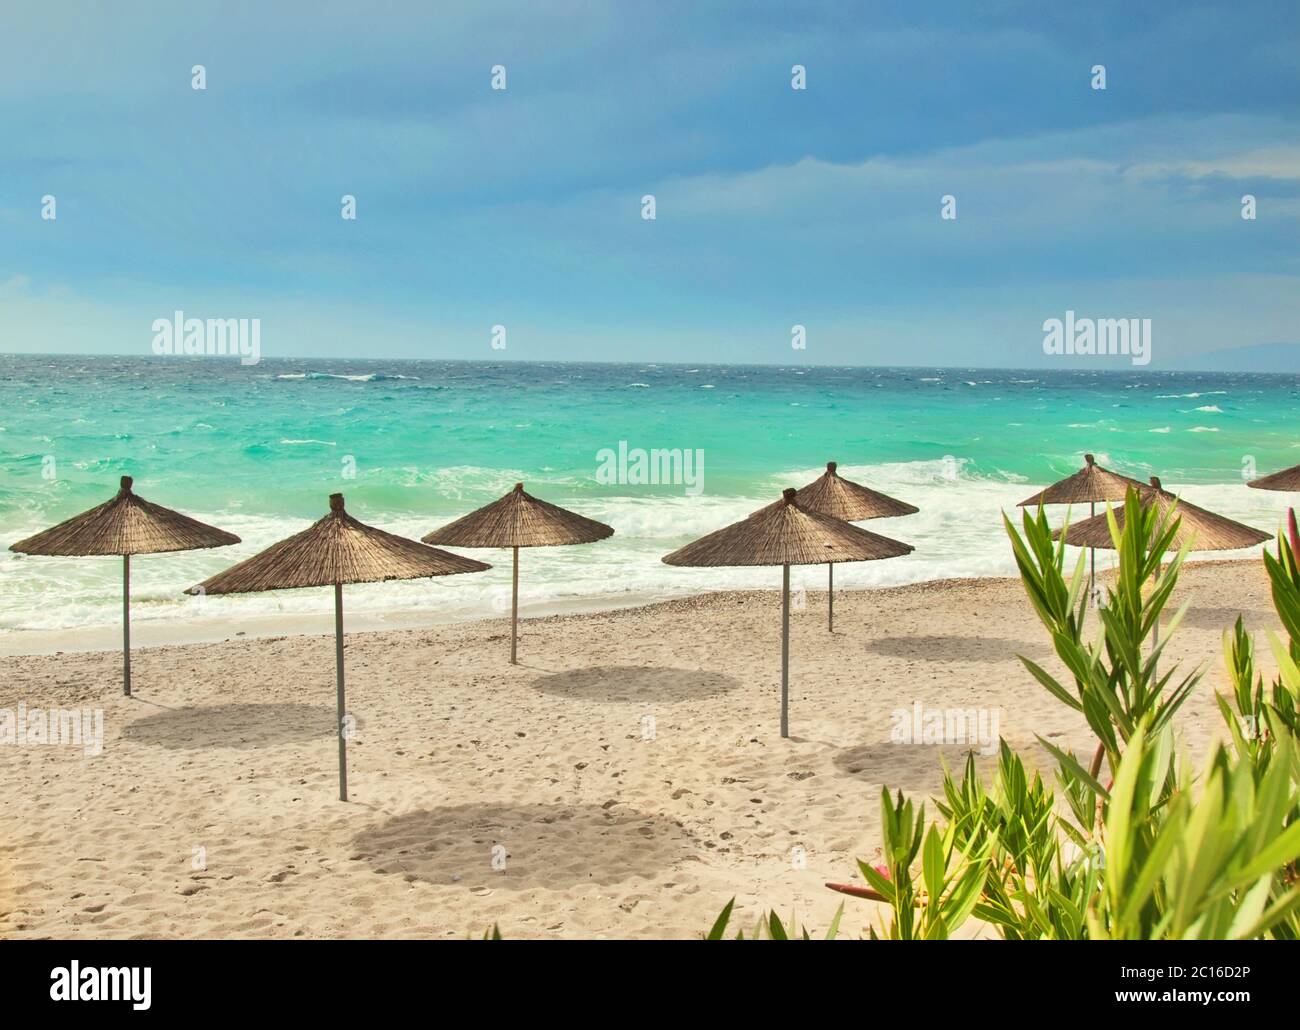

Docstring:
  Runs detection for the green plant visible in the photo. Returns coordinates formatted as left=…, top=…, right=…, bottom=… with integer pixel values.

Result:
left=845, top=787, right=990, bottom=939
left=942, top=744, right=1095, bottom=940
left=707, top=491, right=1300, bottom=941
left=1088, top=721, right=1300, bottom=939
left=1006, top=490, right=1199, bottom=787
left=704, top=898, right=843, bottom=940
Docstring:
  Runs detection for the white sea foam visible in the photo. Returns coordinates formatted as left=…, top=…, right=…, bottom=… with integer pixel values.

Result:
left=428, top=465, right=533, bottom=499
left=1, top=470, right=1280, bottom=638
left=275, top=371, right=420, bottom=382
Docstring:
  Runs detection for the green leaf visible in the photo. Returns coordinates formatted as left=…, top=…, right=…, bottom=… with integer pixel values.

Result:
left=1233, top=883, right=1300, bottom=940
left=1104, top=722, right=1148, bottom=913
left=1020, top=656, right=1083, bottom=710
left=824, top=903, right=845, bottom=941
left=705, top=898, right=735, bottom=940
left=1236, top=819, right=1300, bottom=884
left=922, top=824, right=945, bottom=903
left=858, top=859, right=896, bottom=902
left=1038, top=736, right=1109, bottom=798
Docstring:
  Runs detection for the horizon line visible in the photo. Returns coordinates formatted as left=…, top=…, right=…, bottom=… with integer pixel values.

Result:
left=2, top=350, right=1299, bottom=377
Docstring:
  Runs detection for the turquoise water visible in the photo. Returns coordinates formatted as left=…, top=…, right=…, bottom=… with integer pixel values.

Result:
left=2, top=354, right=1297, bottom=635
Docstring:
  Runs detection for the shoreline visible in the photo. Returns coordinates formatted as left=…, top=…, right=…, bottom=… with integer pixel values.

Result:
left=0, top=575, right=1032, bottom=658
left=0, top=557, right=1263, bottom=658
left=0, top=588, right=673, bottom=658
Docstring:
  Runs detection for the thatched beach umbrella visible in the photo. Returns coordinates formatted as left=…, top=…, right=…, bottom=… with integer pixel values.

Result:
left=1248, top=463, right=1300, bottom=494
left=1019, top=454, right=1144, bottom=601
left=10, top=475, right=239, bottom=696
left=792, top=461, right=918, bottom=631
left=1054, top=477, right=1271, bottom=553
left=422, top=483, right=613, bottom=664
left=663, top=488, right=913, bottom=738
left=190, top=493, right=489, bottom=801
left=1054, top=477, right=1270, bottom=676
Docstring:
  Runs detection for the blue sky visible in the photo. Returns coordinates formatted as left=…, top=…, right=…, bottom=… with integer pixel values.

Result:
left=1, top=0, right=1298, bottom=366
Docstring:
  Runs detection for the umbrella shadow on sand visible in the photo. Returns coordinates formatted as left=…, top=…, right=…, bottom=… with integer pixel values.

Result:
left=1172, top=607, right=1278, bottom=632
left=865, top=635, right=1046, bottom=664
left=121, top=702, right=336, bottom=750
left=530, top=665, right=738, bottom=703
left=834, top=742, right=999, bottom=791
left=353, top=802, right=694, bottom=888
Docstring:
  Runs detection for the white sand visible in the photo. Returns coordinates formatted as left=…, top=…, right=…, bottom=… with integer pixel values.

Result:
left=0, top=562, right=1277, bottom=939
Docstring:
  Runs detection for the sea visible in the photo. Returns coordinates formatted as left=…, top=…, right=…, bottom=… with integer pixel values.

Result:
left=2, top=354, right=1296, bottom=638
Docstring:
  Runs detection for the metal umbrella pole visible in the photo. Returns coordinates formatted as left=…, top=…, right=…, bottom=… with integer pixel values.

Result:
left=781, top=564, right=791, bottom=738
left=122, top=554, right=132, bottom=696
left=1089, top=501, right=1096, bottom=606
left=334, top=581, right=348, bottom=802
left=510, top=546, right=519, bottom=664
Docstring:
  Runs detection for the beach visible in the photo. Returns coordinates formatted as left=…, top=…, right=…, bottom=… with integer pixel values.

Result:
left=0, top=561, right=1277, bottom=940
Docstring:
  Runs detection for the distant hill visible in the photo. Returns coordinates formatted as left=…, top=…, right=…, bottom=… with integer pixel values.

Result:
left=1174, top=343, right=1300, bottom=373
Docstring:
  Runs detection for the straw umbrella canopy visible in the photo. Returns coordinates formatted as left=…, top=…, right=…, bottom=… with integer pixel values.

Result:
left=190, top=493, right=490, bottom=801
left=1247, top=463, right=1300, bottom=494
left=422, top=483, right=613, bottom=664
left=1053, top=477, right=1271, bottom=553
left=791, top=461, right=918, bottom=631
left=663, top=487, right=914, bottom=738
left=1018, top=454, right=1146, bottom=602
left=10, top=475, right=239, bottom=696
left=1018, top=453, right=1142, bottom=509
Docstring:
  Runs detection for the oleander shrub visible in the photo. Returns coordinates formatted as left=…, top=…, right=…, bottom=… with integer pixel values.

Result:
left=708, top=488, right=1300, bottom=940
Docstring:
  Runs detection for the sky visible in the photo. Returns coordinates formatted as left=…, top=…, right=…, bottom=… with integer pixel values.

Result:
left=1, top=0, right=1298, bottom=368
